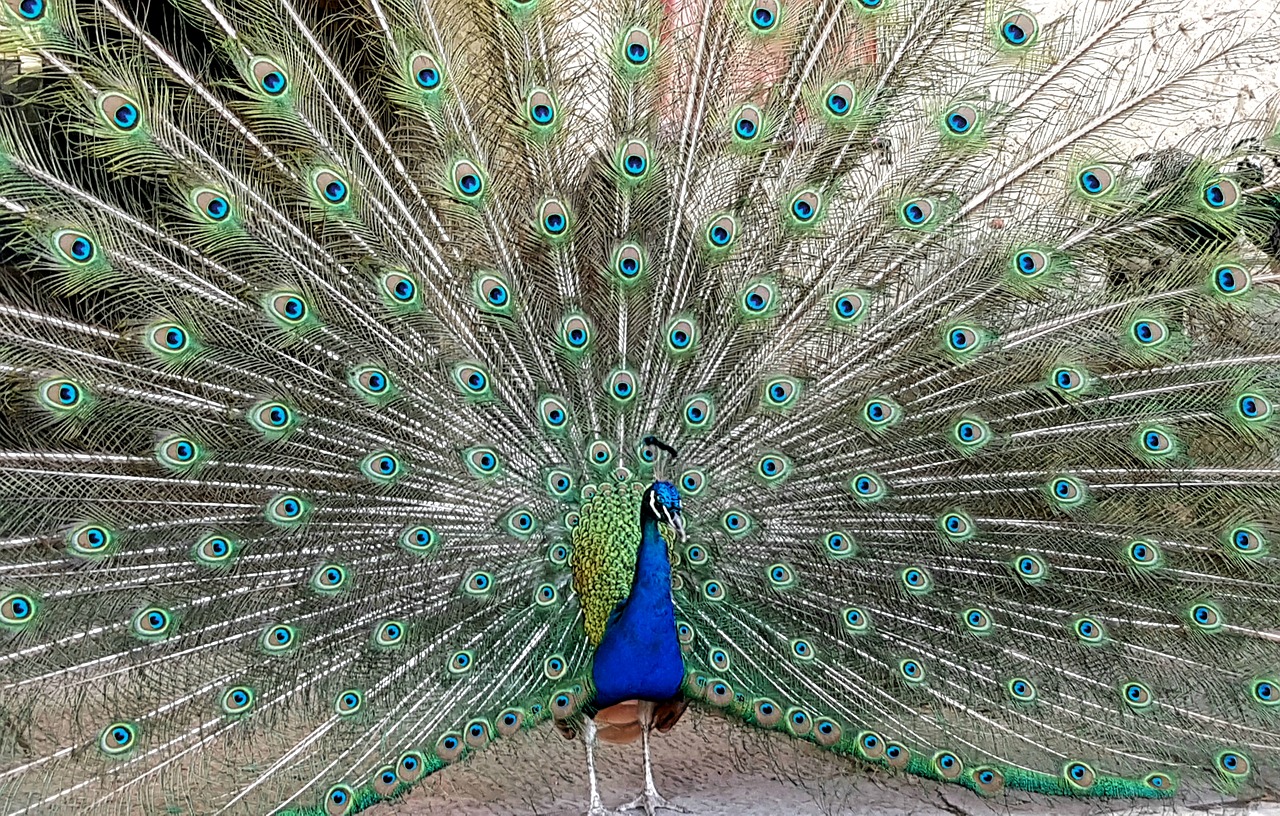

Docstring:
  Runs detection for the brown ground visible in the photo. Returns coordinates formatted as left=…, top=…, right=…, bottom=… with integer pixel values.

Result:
left=372, top=710, right=1280, bottom=816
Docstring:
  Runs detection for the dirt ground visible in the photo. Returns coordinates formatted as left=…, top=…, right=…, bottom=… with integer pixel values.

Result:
left=373, top=711, right=1280, bottom=815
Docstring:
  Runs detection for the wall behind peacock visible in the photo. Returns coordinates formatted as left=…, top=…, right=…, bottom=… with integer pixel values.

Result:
left=378, top=0, right=1280, bottom=813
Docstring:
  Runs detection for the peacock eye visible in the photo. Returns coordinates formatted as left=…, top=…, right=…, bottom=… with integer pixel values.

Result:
left=901, top=198, right=934, bottom=226
left=452, top=159, right=484, bottom=199
left=587, top=440, right=613, bottom=466
left=101, top=93, right=141, bottom=131
left=825, top=82, right=855, bottom=117
left=382, top=272, right=417, bottom=304
left=789, top=191, right=820, bottom=223
left=1077, top=165, right=1114, bottom=196
left=411, top=53, right=444, bottom=90
left=528, top=89, right=556, bottom=126
left=946, top=326, right=979, bottom=353
left=623, top=28, right=652, bottom=66
left=1202, top=178, right=1240, bottom=210
left=13, top=0, right=46, bottom=20
left=194, top=189, right=231, bottom=222
left=58, top=231, right=96, bottom=264
left=999, top=11, right=1037, bottom=46
left=684, top=396, right=713, bottom=427
left=1213, top=264, right=1250, bottom=296
left=540, top=199, right=569, bottom=236
left=1051, top=367, right=1083, bottom=392
left=679, top=469, right=706, bottom=495
left=335, top=690, right=366, bottom=716
left=706, top=215, right=737, bottom=248
left=748, top=0, right=779, bottom=30
left=1014, top=249, right=1048, bottom=278
left=619, top=140, right=650, bottom=178
left=612, top=242, right=646, bottom=281
left=314, top=170, right=348, bottom=205
left=251, top=58, right=289, bottom=96
left=944, top=104, right=978, bottom=135
left=831, top=290, right=865, bottom=323
left=733, top=105, right=762, bottom=141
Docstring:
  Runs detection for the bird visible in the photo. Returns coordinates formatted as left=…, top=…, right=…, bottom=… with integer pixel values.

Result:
left=0, top=0, right=1278, bottom=814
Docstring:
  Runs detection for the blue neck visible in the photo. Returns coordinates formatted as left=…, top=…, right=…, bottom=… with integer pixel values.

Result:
left=631, top=513, right=673, bottom=606
left=589, top=511, right=685, bottom=709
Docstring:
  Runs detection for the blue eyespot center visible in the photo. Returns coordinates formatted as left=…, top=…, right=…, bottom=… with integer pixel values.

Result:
left=114, top=104, right=139, bottom=129
left=1216, top=267, right=1238, bottom=292
left=262, top=71, right=286, bottom=95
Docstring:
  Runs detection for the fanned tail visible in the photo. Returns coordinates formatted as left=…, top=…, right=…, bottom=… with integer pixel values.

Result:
left=0, top=0, right=1277, bottom=812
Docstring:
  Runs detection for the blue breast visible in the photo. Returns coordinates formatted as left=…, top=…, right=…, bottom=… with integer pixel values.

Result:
left=590, top=517, right=685, bottom=710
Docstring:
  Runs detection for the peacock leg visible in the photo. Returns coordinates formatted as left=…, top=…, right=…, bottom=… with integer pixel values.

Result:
left=582, top=716, right=616, bottom=816
left=620, top=701, right=687, bottom=815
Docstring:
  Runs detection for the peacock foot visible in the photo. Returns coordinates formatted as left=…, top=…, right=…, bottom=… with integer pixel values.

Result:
left=619, top=788, right=687, bottom=816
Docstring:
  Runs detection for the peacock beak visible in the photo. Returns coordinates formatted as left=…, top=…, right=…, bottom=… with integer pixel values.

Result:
left=663, top=507, right=687, bottom=543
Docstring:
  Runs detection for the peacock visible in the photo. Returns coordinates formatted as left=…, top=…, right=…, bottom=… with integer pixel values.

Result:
left=1, top=0, right=1279, bottom=813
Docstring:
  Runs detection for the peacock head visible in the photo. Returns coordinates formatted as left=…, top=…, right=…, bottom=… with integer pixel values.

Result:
left=644, top=481, right=686, bottom=543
